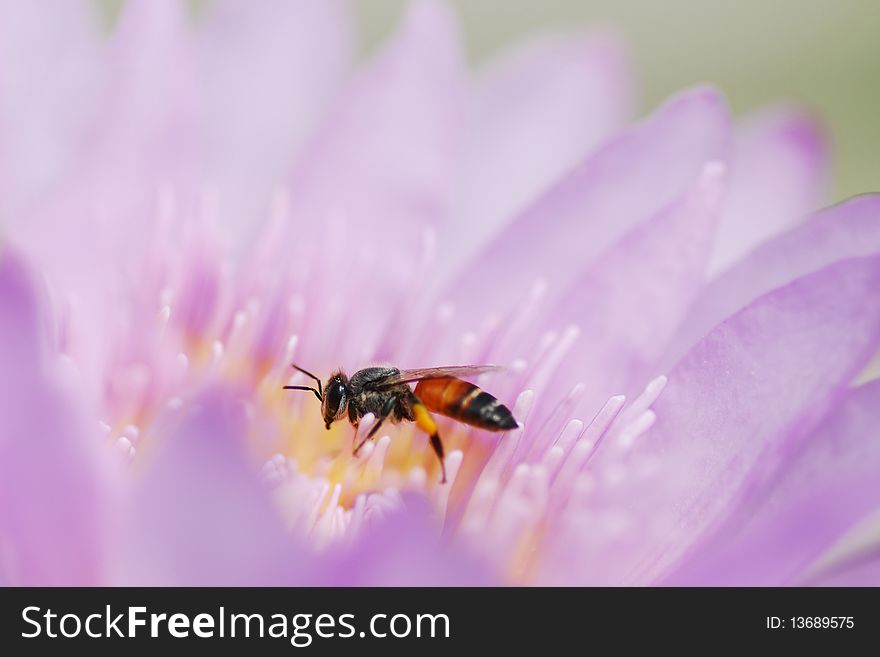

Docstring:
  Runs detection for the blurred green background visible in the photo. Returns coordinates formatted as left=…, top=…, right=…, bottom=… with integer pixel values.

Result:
left=101, top=0, right=880, bottom=203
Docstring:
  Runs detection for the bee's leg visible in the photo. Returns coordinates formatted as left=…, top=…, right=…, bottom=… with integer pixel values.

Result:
left=412, top=400, right=447, bottom=484
left=353, top=397, right=396, bottom=456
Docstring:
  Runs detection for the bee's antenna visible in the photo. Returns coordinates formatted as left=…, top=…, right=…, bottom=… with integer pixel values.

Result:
left=283, top=385, right=323, bottom=402
left=287, top=364, right=323, bottom=401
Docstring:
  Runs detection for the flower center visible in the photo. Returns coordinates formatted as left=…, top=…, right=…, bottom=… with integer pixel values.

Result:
left=84, top=190, right=668, bottom=578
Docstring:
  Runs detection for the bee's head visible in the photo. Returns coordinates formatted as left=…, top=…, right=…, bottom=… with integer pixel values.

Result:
left=283, top=365, right=349, bottom=429
left=321, top=371, right=350, bottom=429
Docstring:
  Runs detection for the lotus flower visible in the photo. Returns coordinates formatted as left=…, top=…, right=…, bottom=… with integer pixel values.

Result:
left=1, top=0, right=879, bottom=587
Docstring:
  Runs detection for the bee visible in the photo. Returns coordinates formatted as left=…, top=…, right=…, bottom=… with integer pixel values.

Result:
left=283, top=364, right=518, bottom=483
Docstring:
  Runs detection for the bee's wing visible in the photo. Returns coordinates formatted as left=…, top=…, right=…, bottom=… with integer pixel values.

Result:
left=375, top=365, right=504, bottom=387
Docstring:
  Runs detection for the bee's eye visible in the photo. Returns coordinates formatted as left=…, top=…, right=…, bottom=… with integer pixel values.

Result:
left=326, top=383, right=346, bottom=415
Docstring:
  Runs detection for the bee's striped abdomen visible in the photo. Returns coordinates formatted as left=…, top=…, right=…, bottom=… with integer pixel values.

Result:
left=414, top=377, right=518, bottom=431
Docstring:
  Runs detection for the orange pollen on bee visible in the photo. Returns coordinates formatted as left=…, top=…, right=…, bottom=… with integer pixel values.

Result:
left=412, top=403, right=438, bottom=436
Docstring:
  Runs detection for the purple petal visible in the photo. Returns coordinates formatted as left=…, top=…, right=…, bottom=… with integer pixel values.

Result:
left=553, top=256, right=880, bottom=585
left=440, top=31, right=635, bottom=277
left=663, top=380, right=880, bottom=585
left=437, top=86, right=730, bottom=336
left=0, top=247, right=112, bottom=585
left=311, top=493, right=497, bottom=586
left=196, top=0, right=354, bottom=235
left=709, top=107, right=829, bottom=274
left=662, top=194, right=880, bottom=369
left=115, top=389, right=306, bottom=586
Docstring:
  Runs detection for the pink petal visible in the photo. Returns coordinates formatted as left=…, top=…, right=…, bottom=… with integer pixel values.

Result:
left=709, top=107, right=829, bottom=274
left=283, top=0, right=465, bottom=365
left=0, top=0, right=103, bottom=219
left=521, top=161, right=726, bottom=425
left=804, top=553, right=880, bottom=586
left=312, top=494, right=497, bottom=586
left=551, top=256, right=880, bottom=585
left=13, top=0, right=200, bottom=406
left=437, top=86, right=730, bottom=337
left=0, top=247, right=50, bottom=378
left=638, top=257, right=880, bottom=581
left=663, top=380, right=880, bottom=585
left=440, top=31, right=635, bottom=278
left=91, top=0, right=200, bottom=190
left=287, top=0, right=463, bottom=234
left=0, top=247, right=112, bottom=585
left=196, top=0, right=354, bottom=236
left=662, top=194, right=880, bottom=369
left=15, top=0, right=200, bottom=279
left=116, top=390, right=304, bottom=585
